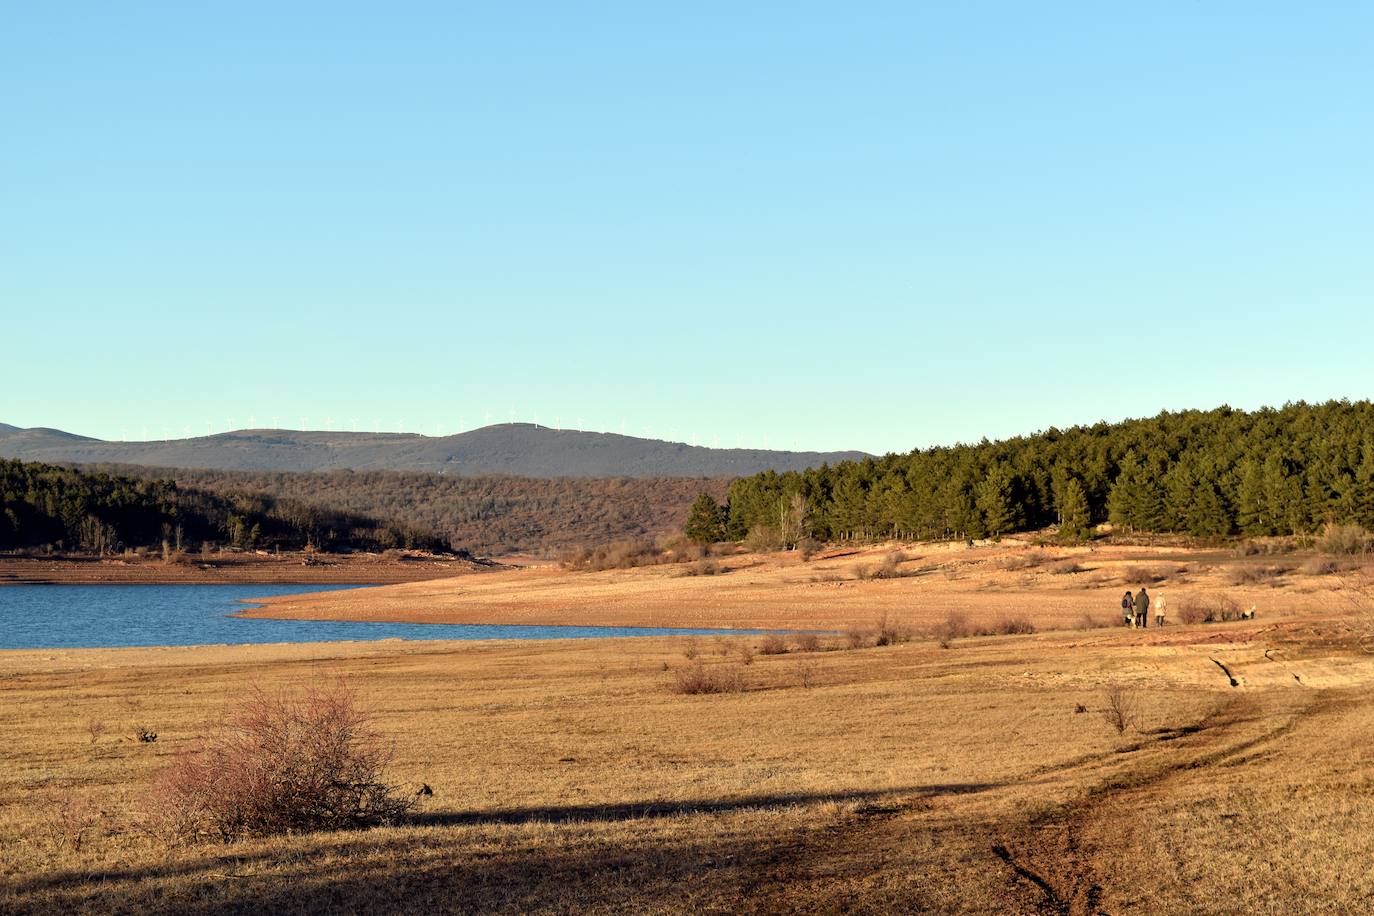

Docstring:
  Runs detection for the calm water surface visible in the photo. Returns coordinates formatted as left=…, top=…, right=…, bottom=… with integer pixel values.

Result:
left=0, top=584, right=767, bottom=649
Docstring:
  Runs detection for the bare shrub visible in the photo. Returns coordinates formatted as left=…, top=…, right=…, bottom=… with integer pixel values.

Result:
left=759, top=633, right=789, bottom=655
left=672, top=661, right=746, bottom=695
left=794, top=658, right=820, bottom=689
left=1122, top=564, right=1179, bottom=585
left=1318, top=523, right=1371, bottom=556
left=1099, top=684, right=1139, bottom=735
left=1301, top=556, right=1359, bottom=576
left=86, top=719, right=107, bottom=745
left=737, top=644, right=755, bottom=666
left=1175, top=594, right=1244, bottom=624
left=1047, top=559, right=1083, bottom=575
left=871, top=550, right=907, bottom=579
left=794, top=632, right=821, bottom=652
left=932, top=610, right=971, bottom=648
left=41, top=789, right=97, bottom=853
left=743, top=524, right=784, bottom=553
left=844, top=626, right=872, bottom=649
left=1224, top=565, right=1287, bottom=587
left=134, top=726, right=158, bottom=743
left=979, top=614, right=1036, bottom=636
left=873, top=613, right=911, bottom=646
left=682, top=639, right=700, bottom=660
left=796, top=537, right=821, bottom=561
left=1073, top=613, right=1111, bottom=630
left=147, top=682, right=414, bottom=843
left=681, top=558, right=723, bottom=577
left=997, top=550, right=1049, bottom=571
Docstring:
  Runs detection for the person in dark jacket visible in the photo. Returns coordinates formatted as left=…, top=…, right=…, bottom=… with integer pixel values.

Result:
left=1121, top=591, right=1135, bottom=627
left=1135, top=587, right=1150, bottom=628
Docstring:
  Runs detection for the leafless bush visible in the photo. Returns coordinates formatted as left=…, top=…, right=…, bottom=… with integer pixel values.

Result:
left=146, top=682, right=415, bottom=843
left=86, top=719, right=107, bottom=745
left=796, top=537, right=821, bottom=561
left=1073, top=613, right=1112, bottom=630
left=560, top=539, right=671, bottom=571
left=682, top=638, right=700, bottom=660
left=1099, top=684, right=1139, bottom=735
left=844, top=626, right=873, bottom=649
left=997, top=550, right=1049, bottom=571
left=1047, top=559, right=1083, bottom=575
left=743, top=524, right=784, bottom=553
left=977, top=615, right=1037, bottom=636
left=794, top=632, right=821, bottom=652
left=737, top=643, right=755, bottom=666
left=134, top=726, right=158, bottom=743
left=794, top=658, right=820, bottom=689
left=1301, top=555, right=1360, bottom=576
left=1224, top=565, right=1287, bottom=586
left=1122, top=564, right=1180, bottom=585
left=680, top=558, right=723, bottom=577
left=40, top=789, right=97, bottom=853
left=1175, top=595, right=1244, bottom=624
left=873, top=613, right=911, bottom=646
left=932, top=610, right=971, bottom=648
left=672, top=661, right=746, bottom=695
left=1318, top=523, right=1371, bottom=556
left=759, top=633, right=789, bottom=655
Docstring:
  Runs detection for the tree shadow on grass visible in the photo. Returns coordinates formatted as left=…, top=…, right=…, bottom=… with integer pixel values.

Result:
left=4, top=783, right=1000, bottom=916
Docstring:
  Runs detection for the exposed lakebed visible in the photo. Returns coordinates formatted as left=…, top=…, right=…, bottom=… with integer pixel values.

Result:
left=0, top=584, right=767, bottom=649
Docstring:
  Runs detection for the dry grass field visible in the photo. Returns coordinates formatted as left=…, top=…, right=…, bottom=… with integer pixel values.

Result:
left=4, top=541, right=1374, bottom=914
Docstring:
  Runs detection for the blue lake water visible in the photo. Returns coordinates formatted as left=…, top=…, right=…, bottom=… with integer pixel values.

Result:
left=0, top=584, right=768, bottom=650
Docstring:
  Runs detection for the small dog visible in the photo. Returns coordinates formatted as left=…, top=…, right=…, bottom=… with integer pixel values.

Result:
left=1240, top=605, right=1257, bottom=621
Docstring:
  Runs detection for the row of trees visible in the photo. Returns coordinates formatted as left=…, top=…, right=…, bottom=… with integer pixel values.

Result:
left=697, top=401, right=1374, bottom=545
left=0, top=460, right=449, bottom=554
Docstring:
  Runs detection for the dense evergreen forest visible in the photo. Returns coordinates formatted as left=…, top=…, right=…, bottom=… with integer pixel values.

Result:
left=0, top=460, right=448, bottom=554
left=719, top=402, right=1374, bottom=544
left=81, top=466, right=733, bottom=556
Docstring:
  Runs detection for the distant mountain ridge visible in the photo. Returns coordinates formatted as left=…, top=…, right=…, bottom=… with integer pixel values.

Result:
left=0, top=423, right=867, bottom=478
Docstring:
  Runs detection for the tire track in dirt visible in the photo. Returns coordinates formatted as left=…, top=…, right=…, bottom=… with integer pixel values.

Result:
left=994, top=690, right=1341, bottom=915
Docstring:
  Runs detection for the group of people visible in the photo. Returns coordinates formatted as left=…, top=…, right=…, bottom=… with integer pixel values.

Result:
left=1121, top=587, right=1165, bottom=628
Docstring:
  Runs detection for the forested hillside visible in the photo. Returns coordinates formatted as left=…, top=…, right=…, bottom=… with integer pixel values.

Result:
left=0, top=460, right=447, bottom=554
left=86, top=466, right=733, bottom=556
left=722, top=401, right=1374, bottom=543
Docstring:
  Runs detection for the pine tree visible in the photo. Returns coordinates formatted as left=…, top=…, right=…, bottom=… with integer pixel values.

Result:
left=1236, top=459, right=1270, bottom=535
left=684, top=493, right=725, bottom=544
left=976, top=466, right=1017, bottom=538
left=1057, top=478, right=1091, bottom=542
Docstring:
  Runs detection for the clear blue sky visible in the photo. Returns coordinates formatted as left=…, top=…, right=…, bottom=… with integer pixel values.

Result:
left=4, top=3, right=1371, bottom=455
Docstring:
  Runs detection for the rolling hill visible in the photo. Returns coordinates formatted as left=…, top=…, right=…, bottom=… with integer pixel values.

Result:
left=0, top=423, right=866, bottom=478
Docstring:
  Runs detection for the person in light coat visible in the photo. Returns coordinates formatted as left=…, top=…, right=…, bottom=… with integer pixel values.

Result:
left=1155, top=591, right=1167, bottom=627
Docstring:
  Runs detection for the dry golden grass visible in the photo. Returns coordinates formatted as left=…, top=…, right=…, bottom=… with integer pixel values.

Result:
left=5, top=544, right=1374, bottom=913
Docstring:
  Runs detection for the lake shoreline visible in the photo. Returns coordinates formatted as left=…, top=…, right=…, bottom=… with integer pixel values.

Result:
left=0, top=551, right=495, bottom=586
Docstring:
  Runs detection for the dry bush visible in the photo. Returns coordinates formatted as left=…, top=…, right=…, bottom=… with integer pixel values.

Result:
left=1073, top=613, right=1112, bottom=630
left=672, top=661, right=746, bottom=695
left=873, top=613, right=911, bottom=646
left=1224, top=564, right=1287, bottom=586
left=976, top=615, right=1036, bottom=636
left=759, top=633, right=789, bottom=655
left=1318, top=523, right=1371, bottom=556
left=932, top=610, right=971, bottom=648
left=85, top=719, right=106, bottom=745
left=794, top=632, right=821, bottom=652
left=1122, top=564, right=1179, bottom=585
left=1099, top=684, right=1139, bottom=735
left=680, top=558, right=723, bottom=577
left=561, top=539, right=671, bottom=572
left=737, top=644, right=755, bottom=666
left=682, top=639, right=700, bottom=660
left=794, top=658, right=820, bottom=689
left=743, top=524, right=783, bottom=553
left=996, top=550, right=1049, bottom=571
left=796, top=537, right=821, bottom=561
left=146, top=682, right=414, bottom=843
left=1175, top=594, right=1244, bottom=625
left=1300, top=555, right=1360, bottom=576
left=40, top=789, right=97, bottom=853
left=1046, top=559, right=1084, bottom=575
left=844, top=626, right=873, bottom=650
